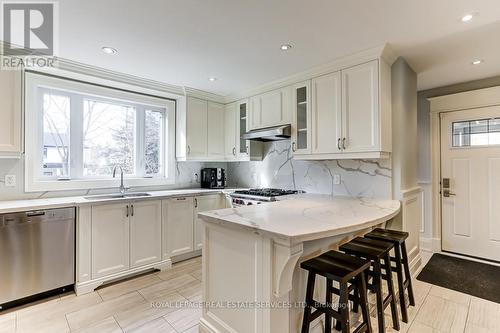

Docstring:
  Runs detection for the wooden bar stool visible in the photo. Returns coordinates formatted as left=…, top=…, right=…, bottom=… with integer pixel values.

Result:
left=340, top=237, right=400, bottom=333
left=364, top=228, right=415, bottom=323
left=300, top=250, right=372, bottom=333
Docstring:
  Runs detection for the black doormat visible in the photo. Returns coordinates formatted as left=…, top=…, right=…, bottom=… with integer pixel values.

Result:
left=417, top=253, right=500, bottom=304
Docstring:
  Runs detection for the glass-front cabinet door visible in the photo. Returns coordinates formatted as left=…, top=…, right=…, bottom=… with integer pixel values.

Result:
left=292, top=80, right=311, bottom=154
left=236, top=100, right=249, bottom=159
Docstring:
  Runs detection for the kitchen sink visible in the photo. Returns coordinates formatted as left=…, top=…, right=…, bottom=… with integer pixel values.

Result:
left=84, top=193, right=152, bottom=200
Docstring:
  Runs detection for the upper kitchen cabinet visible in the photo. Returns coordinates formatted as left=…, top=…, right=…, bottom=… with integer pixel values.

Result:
left=341, top=60, right=383, bottom=153
left=0, top=70, right=22, bottom=158
left=234, top=100, right=262, bottom=161
left=291, top=81, right=312, bottom=155
left=249, top=87, right=292, bottom=130
left=294, top=58, right=392, bottom=160
left=177, top=96, right=226, bottom=161
left=207, top=101, right=225, bottom=158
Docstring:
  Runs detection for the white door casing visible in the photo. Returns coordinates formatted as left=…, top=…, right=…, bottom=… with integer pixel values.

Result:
left=441, top=106, right=500, bottom=261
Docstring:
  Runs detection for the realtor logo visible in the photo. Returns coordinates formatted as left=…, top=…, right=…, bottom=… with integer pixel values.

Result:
left=1, top=1, right=58, bottom=68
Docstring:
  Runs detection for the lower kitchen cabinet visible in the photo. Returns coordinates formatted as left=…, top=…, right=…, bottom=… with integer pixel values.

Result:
left=162, top=197, right=195, bottom=258
left=91, top=203, right=130, bottom=279
left=194, top=194, right=225, bottom=250
left=130, top=200, right=162, bottom=268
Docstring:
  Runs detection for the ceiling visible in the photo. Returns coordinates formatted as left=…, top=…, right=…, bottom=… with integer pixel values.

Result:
left=59, top=0, right=500, bottom=96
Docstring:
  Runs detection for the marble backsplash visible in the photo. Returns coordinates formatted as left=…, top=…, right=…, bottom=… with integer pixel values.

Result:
left=226, top=141, right=392, bottom=199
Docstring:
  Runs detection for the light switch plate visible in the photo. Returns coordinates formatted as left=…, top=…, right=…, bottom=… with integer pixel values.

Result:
left=4, top=175, right=16, bottom=187
left=333, top=174, right=341, bottom=185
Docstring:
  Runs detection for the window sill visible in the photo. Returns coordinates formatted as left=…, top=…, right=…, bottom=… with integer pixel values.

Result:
left=25, top=177, right=175, bottom=193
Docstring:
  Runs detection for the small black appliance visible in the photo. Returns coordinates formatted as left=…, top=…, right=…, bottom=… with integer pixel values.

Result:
left=201, top=168, right=226, bottom=189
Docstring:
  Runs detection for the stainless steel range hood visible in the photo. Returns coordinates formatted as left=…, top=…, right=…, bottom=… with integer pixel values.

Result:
left=242, top=124, right=291, bottom=142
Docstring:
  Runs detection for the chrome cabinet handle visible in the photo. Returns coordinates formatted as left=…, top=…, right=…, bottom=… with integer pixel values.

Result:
left=233, top=147, right=236, bottom=156
left=131, top=204, right=134, bottom=217
left=337, top=138, right=342, bottom=150
left=126, top=205, right=129, bottom=218
left=187, top=145, right=191, bottom=155
left=292, top=142, right=296, bottom=152
left=342, top=138, right=346, bottom=150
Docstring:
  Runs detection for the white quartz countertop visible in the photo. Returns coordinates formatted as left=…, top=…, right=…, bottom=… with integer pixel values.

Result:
left=198, top=194, right=401, bottom=242
left=0, top=188, right=236, bottom=214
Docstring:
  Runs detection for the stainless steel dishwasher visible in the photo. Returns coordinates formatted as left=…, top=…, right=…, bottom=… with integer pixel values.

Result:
left=0, top=207, right=75, bottom=308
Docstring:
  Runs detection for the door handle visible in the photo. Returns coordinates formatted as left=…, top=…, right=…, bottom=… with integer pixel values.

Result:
left=337, top=138, right=342, bottom=150
left=443, top=189, right=456, bottom=197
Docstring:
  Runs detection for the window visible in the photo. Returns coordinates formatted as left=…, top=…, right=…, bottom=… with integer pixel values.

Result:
left=25, top=72, right=176, bottom=191
left=452, top=118, right=500, bottom=147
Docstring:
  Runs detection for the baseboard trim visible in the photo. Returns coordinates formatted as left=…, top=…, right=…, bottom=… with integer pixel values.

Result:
left=420, top=237, right=440, bottom=252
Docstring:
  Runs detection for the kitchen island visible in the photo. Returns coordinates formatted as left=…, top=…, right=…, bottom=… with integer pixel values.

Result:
left=197, top=194, right=401, bottom=333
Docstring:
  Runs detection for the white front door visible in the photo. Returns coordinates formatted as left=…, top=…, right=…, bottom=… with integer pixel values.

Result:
left=441, top=106, right=500, bottom=261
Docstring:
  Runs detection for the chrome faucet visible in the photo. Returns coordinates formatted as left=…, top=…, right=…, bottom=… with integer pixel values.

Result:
left=112, top=165, right=128, bottom=195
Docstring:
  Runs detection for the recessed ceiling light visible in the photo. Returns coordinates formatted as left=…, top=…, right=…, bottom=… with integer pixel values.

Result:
left=208, top=77, right=217, bottom=82
left=461, top=14, right=474, bottom=22
left=280, top=44, right=292, bottom=51
left=472, top=59, right=483, bottom=65
left=101, top=46, right=118, bottom=55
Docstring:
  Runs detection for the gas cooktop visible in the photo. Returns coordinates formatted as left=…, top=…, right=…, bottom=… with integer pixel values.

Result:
left=233, top=188, right=300, bottom=197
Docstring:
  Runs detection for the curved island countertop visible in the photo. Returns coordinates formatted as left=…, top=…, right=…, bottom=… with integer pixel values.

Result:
left=198, top=194, right=401, bottom=243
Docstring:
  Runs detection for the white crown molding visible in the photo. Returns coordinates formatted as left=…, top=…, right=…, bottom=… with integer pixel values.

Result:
left=184, top=87, right=226, bottom=104
left=224, top=43, right=397, bottom=104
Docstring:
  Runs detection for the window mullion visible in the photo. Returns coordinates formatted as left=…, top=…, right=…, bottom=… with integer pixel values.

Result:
left=70, top=94, right=84, bottom=179
left=136, top=106, right=145, bottom=178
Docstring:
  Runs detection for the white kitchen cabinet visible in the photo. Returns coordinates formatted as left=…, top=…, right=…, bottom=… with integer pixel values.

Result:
left=91, top=203, right=130, bottom=279
left=194, top=194, right=225, bottom=250
left=311, top=72, right=342, bottom=155
left=186, top=97, right=208, bottom=158
left=249, top=87, right=292, bottom=130
left=163, top=197, right=195, bottom=258
left=291, top=81, right=312, bottom=155
left=341, top=60, right=380, bottom=152
left=129, top=200, right=162, bottom=268
left=0, top=70, right=22, bottom=158
left=235, top=100, right=263, bottom=161
left=177, top=97, right=226, bottom=161
left=224, top=103, right=237, bottom=160
left=294, top=59, right=391, bottom=160
left=207, top=102, right=225, bottom=157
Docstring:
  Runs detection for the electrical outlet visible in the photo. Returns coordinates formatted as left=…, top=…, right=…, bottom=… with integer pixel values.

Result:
left=333, top=174, right=341, bottom=185
left=4, top=175, right=16, bottom=187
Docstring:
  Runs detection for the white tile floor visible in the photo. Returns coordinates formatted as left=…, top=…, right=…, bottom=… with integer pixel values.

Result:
left=0, top=251, right=499, bottom=333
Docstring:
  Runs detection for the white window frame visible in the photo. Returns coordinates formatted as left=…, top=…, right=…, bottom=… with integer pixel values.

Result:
left=25, top=72, right=176, bottom=192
